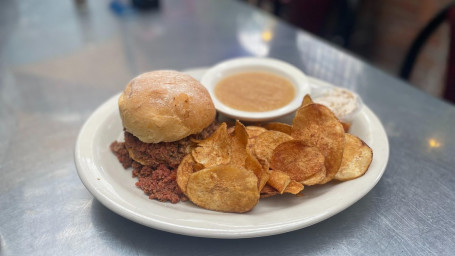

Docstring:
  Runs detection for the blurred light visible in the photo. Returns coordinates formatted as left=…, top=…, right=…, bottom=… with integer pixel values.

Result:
left=428, top=138, right=441, bottom=148
left=261, top=30, right=273, bottom=42
left=236, top=13, right=275, bottom=57
left=238, top=32, right=268, bottom=56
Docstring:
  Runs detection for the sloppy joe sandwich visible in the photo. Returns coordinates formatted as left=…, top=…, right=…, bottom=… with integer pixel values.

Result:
left=111, top=70, right=217, bottom=203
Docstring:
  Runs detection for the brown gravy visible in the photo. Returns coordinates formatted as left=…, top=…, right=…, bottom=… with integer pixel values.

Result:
left=214, top=72, right=295, bottom=112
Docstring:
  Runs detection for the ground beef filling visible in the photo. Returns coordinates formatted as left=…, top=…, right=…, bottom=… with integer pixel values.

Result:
left=110, top=122, right=218, bottom=203
left=123, top=131, right=192, bottom=169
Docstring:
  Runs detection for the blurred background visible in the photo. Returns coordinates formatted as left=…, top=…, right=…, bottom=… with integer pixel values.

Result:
left=1, top=0, right=454, bottom=104
left=243, top=0, right=455, bottom=103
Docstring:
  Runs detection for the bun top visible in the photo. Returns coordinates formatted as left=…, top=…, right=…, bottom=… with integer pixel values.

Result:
left=118, top=70, right=216, bottom=143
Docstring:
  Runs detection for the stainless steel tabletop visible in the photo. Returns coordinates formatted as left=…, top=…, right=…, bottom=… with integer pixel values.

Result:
left=1, top=0, right=454, bottom=255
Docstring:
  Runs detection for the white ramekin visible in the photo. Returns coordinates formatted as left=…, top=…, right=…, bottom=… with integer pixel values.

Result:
left=201, top=57, right=310, bottom=121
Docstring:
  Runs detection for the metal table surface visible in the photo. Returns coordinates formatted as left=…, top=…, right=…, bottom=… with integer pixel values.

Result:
left=1, top=0, right=454, bottom=255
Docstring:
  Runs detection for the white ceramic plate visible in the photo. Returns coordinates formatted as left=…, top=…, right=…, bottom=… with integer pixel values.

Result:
left=75, top=68, right=389, bottom=239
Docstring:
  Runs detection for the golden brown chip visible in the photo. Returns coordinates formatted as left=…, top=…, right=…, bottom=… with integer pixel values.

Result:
left=245, top=151, right=269, bottom=191
left=256, top=157, right=271, bottom=191
left=291, top=103, right=345, bottom=184
left=193, top=162, right=205, bottom=171
left=300, top=94, right=313, bottom=108
left=283, top=180, right=304, bottom=195
left=192, top=123, right=231, bottom=167
left=253, top=130, right=293, bottom=162
left=176, top=154, right=196, bottom=195
left=245, top=126, right=267, bottom=150
left=245, top=126, right=267, bottom=137
left=301, top=168, right=326, bottom=185
left=263, top=122, right=292, bottom=135
left=186, top=165, right=259, bottom=213
left=258, top=170, right=270, bottom=192
left=229, top=121, right=249, bottom=167
left=125, top=147, right=147, bottom=166
left=228, top=122, right=269, bottom=191
left=226, top=126, right=234, bottom=135
left=257, top=156, right=270, bottom=171
left=267, top=170, right=291, bottom=194
left=341, top=122, right=351, bottom=132
left=270, top=140, right=326, bottom=182
left=334, top=133, right=373, bottom=181
left=260, top=184, right=280, bottom=198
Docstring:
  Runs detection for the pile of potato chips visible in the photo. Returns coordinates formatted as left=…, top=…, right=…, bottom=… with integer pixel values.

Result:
left=177, top=95, right=373, bottom=213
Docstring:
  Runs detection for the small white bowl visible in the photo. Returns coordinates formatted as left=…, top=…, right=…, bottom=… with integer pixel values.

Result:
left=311, top=86, right=364, bottom=125
left=201, top=57, right=310, bottom=122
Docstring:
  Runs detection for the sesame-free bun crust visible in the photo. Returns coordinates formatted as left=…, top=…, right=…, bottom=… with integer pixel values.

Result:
left=118, top=70, right=216, bottom=143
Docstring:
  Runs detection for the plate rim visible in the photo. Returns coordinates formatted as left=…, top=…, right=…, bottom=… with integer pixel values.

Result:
left=74, top=69, right=389, bottom=239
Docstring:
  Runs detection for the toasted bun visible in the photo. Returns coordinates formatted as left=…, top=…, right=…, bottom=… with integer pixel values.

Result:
left=118, top=70, right=216, bottom=143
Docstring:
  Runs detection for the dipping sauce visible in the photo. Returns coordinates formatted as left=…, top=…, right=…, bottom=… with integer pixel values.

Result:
left=214, top=72, right=295, bottom=112
left=313, top=88, right=358, bottom=120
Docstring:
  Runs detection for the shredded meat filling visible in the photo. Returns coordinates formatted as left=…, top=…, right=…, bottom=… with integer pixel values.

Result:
left=110, top=121, right=218, bottom=203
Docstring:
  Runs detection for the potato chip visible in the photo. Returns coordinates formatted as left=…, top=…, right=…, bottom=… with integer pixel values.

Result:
left=258, top=170, right=270, bottom=192
left=283, top=180, right=304, bottom=195
left=186, top=165, right=259, bottom=213
left=256, top=157, right=271, bottom=190
left=301, top=168, right=326, bottom=185
left=267, top=170, right=291, bottom=194
left=229, top=125, right=267, bottom=150
left=291, top=103, right=345, bottom=184
left=253, top=130, right=293, bottom=162
left=300, top=94, right=313, bottom=108
left=245, top=126, right=267, bottom=138
left=334, top=133, right=373, bottom=181
left=257, top=156, right=270, bottom=172
left=260, top=184, right=280, bottom=198
left=341, top=122, right=351, bottom=132
left=193, top=162, right=205, bottom=172
left=192, top=123, right=231, bottom=167
left=125, top=147, right=147, bottom=166
left=245, top=126, right=267, bottom=149
left=263, top=122, right=292, bottom=135
left=270, top=140, right=326, bottom=182
left=229, top=121, right=249, bottom=167
left=245, top=151, right=269, bottom=191
left=176, top=154, right=196, bottom=195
